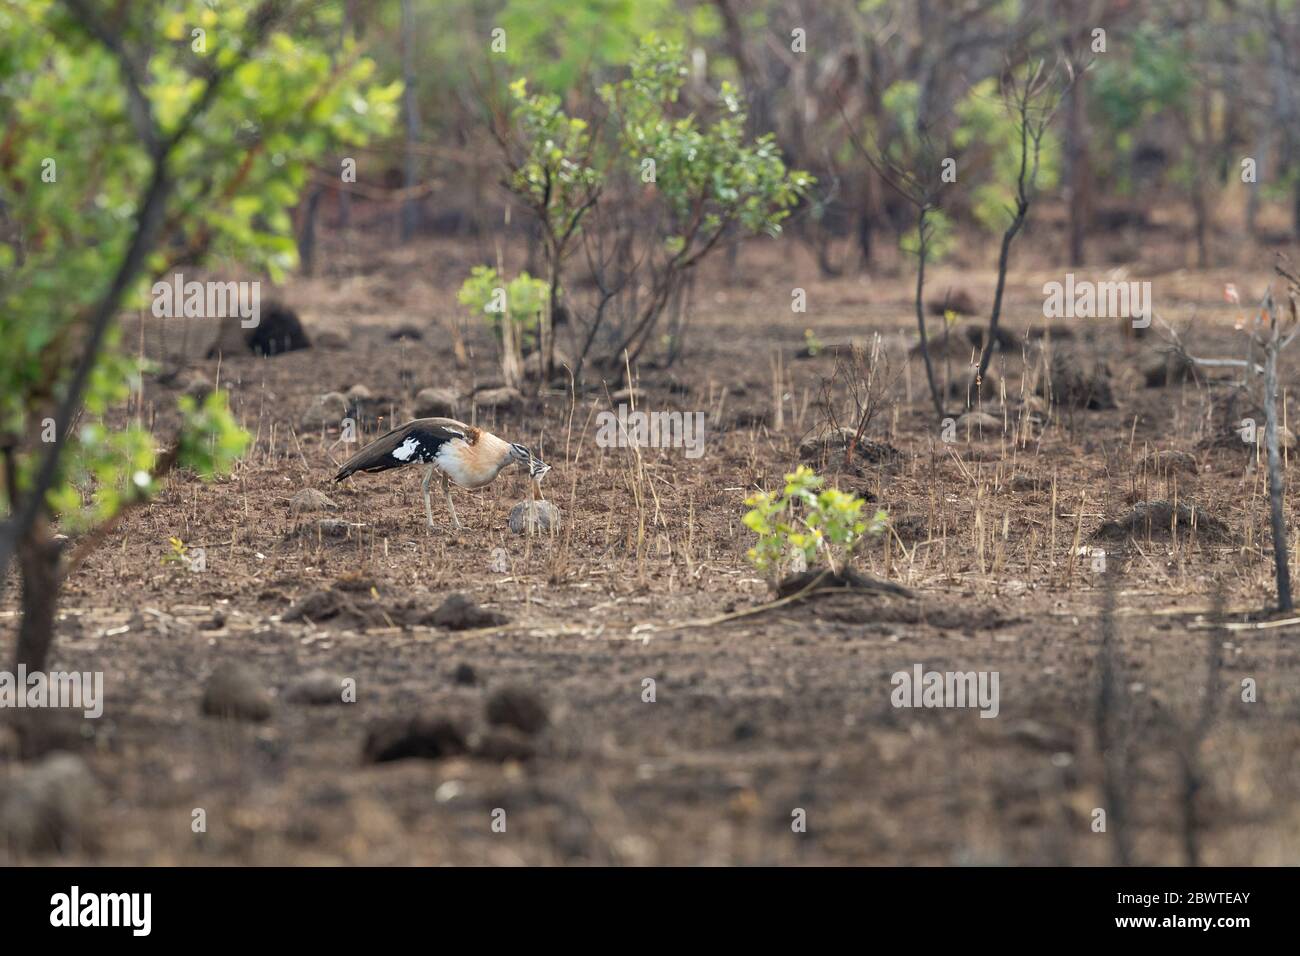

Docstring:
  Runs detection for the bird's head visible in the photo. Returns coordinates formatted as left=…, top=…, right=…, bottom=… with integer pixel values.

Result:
left=509, top=443, right=551, bottom=482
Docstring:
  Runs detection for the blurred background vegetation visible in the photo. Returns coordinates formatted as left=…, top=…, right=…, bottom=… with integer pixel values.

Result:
left=348, top=0, right=1300, bottom=273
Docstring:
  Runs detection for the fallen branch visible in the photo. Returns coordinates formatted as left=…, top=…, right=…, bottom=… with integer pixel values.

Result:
left=650, top=568, right=914, bottom=634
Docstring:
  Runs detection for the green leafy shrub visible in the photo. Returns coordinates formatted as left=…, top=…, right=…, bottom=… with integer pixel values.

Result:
left=0, top=0, right=397, bottom=670
left=593, top=37, right=812, bottom=364
left=176, top=391, right=252, bottom=477
left=161, top=536, right=190, bottom=568
left=802, top=328, right=824, bottom=357
left=493, top=36, right=811, bottom=375
left=496, top=78, right=601, bottom=378
left=0, top=0, right=397, bottom=516
left=603, top=37, right=812, bottom=248
left=743, top=466, right=887, bottom=581
left=504, top=79, right=602, bottom=238
left=456, top=265, right=551, bottom=351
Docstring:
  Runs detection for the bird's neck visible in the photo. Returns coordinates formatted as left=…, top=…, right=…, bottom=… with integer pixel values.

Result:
left=477, top=431, right=513, bottom=472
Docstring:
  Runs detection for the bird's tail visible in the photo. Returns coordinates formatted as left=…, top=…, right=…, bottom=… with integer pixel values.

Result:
left=333, top=434, right=399, bottom=481
left=333, top=454, right=364, bottom=482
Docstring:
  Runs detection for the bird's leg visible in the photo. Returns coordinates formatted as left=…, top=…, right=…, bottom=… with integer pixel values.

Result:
left=421, top=464, right=436, bottom=527
left=442, top=473, right=462, bottom=531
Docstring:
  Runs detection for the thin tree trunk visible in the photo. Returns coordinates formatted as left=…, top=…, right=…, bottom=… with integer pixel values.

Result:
left=856, top=206, right=872, bottom=270
left=1263, top=342, right=1293, bottom=611
left=399, top=0, right=419, bottom=242
left=913, top=207, right=944, bottom=418
left=971, top=200, right=1028, bottom=403
left=337, top=184, right=351, bottom=231
left=14, top=516, right=61, bottom=672
left=541, top=237, right=560, bottom=385
left=298, top=185, right=323, bottom=276
left=1065, top=67, right=1088, bottom=265
left=1245, top=129, right=1268, bottom=237
left=1192, top=189, right=1208, bottom=268
left=1192, top=87, right=1212, bottom=268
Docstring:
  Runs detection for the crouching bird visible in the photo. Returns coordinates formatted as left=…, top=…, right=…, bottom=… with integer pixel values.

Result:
left=333, top=418, right=550, bottom=530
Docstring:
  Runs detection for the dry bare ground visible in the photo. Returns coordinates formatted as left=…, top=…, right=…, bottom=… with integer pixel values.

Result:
left=4, top=233, right=1299, bottom=865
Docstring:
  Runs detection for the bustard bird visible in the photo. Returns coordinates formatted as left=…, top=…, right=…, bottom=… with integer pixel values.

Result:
left=333, top=417, right=550, bottom=530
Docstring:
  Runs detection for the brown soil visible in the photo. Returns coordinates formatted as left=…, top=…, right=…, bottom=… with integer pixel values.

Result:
left=3, top=233, right=1300, bottom=865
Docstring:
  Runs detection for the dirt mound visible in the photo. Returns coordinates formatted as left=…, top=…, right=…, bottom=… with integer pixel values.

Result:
left=910, top=323, right=1019, bottom=361
left=786, top=592, right=1016, bottom=630
left=1195, top=388, right=1297, bottom=452
left=911, top=328, right=978, bottom=361
left=387, top=323, right=424, bottom=341
left=284, top=671, right=350, bottom=706
left=202, top=663, right=274, bottom=722
left=452, top=662, right=479, bottom=686
left=282, top=587, right=507, bottom=632
left=5, top=710, right=98, bottom=760
left=333, top=572, right=377, bottom=592
left=283, top=588, right=352, bottom=623
left=344, top=385, right=395, bottom=430
left=775, top=567, right=914, bottom=600
left=249, top=303, right=311, bottom=356
left=1141, top=349, right=1202, bottom=388
left=727, top=408, right=770, bottom=429
left=0, top=753, right=103, bottom=855
left=413, top=386, right=460, bottom=418
left=290, top=488, right=338, bottom=515
left=955, top=410, right=1004, bottom=437
left=1024, top=322, right=1076, bottom=341
left=206, top=302, right=310, bottom=358
left=282, top=587, right=385, bottom=628
left=1038, top=349, right=1115, bottom=409
left=1092, top=500, right=1231, bottom=542
left=473, top=386, right=522, bottom=411
left=963, top=324, right=1021, bottom=353
left=428, top=593, right=508, bottom=630
left=485, top=686, right=549, bottom=735
left=287, top=519, right=365, bottom=543
left=926, top=288, right=978, bottom=316
left=946, top=368, right=1001, bottom=404
left=1138, top=449, right=1199, bottom=477
left=1197, top=388, right=1261, bottom=449
left=890, top=514, right=930, bottom=543
left=798, top=425, right=899, bottom=469
left=363, top=717, right=469, bottom=763
left=300, top=392, right=347, bottom=429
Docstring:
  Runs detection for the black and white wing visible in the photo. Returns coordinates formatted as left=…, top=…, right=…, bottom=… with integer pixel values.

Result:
left=333, top=418, right=472, bottom=480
